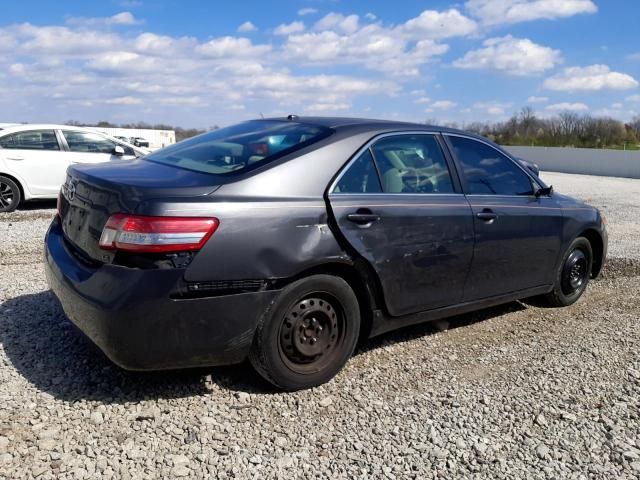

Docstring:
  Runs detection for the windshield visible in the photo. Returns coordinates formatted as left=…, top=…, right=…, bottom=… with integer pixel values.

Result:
left=144, top=120, right=332, bottom=175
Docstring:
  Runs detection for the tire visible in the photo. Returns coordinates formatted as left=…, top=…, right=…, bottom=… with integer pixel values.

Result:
left=538, top=237, right=593, bottom=307
left=249, top=274, right=360, bottom=391
left=0, top=176, right=21, bottom=213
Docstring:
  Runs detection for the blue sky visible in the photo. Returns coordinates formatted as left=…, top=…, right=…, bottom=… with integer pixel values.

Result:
left=1, top=0, right=639, bottom=128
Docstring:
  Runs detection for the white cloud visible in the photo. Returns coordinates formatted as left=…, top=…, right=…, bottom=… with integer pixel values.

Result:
left=88, top=51, right=162, bottom=73
left=430, top=100, right=457, bottom=110
left=627, top=95, right=640, bottom=102
left=401, top=9, right=477, bottom=39
left=453, top=35, right=561, bottom=75
left=465, top=0, right=597, bottom=26
left=527, top=96, right=548, bottom=103
left=0, top=14, right=405, bottom=124
left=66, top=11, right=141, bottom=27
left=365, top=13, right=377, bottom=21
left=627, top=53, right=640, bottom=62
left=274, top=21, right=305, bottom=36
left=110, top=12, right=139, bottom=25
left=237, top=21, right=257, bottom=33
left=473, top=101, right=513, bottom=116
left=12, top=24, right=122, bottom=54
left=305, top=102, right=351, bottom=112
left=104, top=96, right=143, bottom=105
left=414, top=96, right=431, bottom=104
left=544, top=65, right=639, bottom=91
left=545, top=102, right=589, bottom=111
left=133, top=33, right=196, bottom=57
left=314, top=13, right=360, bottom=34
left=298, top=8, right=318, bottom=16
left=8, top=63, right=26, bottom=75
left=196, top=37, right=271, bottom=58
left=282, top=12, right=455, bottom=76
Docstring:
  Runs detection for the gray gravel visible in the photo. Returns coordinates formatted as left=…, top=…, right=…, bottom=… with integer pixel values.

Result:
left=1, top=175, right=639, bottom=479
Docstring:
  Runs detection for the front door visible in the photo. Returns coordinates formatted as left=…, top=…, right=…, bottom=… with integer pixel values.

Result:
left=328, top=133, right=475, bottom=317
left=444, top=134, right=563, bottom=300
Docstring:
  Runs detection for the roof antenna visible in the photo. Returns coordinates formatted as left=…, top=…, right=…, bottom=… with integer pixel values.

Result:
left=259, top=112, right=264, bottom=119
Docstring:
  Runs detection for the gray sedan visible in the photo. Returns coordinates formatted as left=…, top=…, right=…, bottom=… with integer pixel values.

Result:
left=45, top=117, right=607, bottom=390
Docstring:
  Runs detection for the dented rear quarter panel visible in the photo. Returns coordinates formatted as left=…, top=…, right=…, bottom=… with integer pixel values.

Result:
left=180, top=198, right=351, bottom=281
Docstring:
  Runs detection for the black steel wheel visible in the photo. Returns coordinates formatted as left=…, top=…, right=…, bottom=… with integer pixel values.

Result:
left=0, top=176, right=21, bottom=213
left=538, top=237, right=593, bottom=307
left=278, top=296, right=345, bottom=374
left=250, top=275, right=360, bottom=391
left=561, top=248, right=588, bottom=296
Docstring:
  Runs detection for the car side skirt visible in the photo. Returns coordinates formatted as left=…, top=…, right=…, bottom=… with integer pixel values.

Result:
left=369, top=284, right=552, bottom=338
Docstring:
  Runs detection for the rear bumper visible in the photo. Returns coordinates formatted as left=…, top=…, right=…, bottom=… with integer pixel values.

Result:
left=44, top=217, right=279, bottom=370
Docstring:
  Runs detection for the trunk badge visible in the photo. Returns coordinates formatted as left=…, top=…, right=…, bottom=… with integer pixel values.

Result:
left=66, top=180, right=77, bottom=201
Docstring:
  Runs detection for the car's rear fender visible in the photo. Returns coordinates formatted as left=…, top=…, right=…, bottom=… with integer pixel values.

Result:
left=136, top=198, right=352, bottom=283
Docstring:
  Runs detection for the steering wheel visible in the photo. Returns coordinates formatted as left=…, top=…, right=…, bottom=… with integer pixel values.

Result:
left=402, top=168, right=433, bottom=193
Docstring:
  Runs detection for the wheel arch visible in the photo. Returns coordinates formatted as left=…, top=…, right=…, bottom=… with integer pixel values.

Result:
left=281, top=259, right=384, bottom=343
left=579, top=228, right=604, bottom=278
left=0, top=171, right=26, bottom=201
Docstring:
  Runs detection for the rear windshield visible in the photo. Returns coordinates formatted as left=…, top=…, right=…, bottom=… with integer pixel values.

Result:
left=144, top=120, right=332, bottom=175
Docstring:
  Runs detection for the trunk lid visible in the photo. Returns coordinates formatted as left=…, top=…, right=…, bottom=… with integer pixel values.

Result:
left=59, top=160, right=220, bottom=262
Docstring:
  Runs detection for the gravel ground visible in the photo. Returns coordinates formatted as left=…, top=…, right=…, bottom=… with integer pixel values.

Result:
left=1, top=173, right=639, bottom=479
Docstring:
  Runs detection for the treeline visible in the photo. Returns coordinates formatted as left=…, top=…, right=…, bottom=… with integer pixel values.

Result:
left=457, top=107, right=640, bottom=150
left=65, top=120, right=213, bottom=142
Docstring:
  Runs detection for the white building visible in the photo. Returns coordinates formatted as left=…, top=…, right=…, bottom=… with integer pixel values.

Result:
left=91, top=127, right=176, bottom=150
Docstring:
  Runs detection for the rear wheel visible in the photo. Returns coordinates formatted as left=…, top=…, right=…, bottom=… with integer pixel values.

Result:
left=0, top=176, right=21, bottom=213
left=538, top=237, right=592, bottom=307
left=249, top=274, right=360, bottom=391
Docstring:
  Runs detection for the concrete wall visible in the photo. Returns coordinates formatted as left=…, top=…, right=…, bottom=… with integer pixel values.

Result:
left=504, top=145, right=640, bottom=179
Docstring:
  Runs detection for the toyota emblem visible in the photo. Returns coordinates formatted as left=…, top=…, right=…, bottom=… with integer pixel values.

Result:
left=67, top=180, right=77, bottom=201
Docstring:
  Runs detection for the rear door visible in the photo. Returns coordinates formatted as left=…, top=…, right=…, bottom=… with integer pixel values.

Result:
left=328, top=133, right=474, bottom=317
left=61, top=130, right=138, bottom=165
left=444, top=134, right=563, bottom=300
left=0, top=129, right=69, bottom=196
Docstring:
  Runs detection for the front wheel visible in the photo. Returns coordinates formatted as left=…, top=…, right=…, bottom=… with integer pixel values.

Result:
left=249, top=274, right=360, bottom=391
left=538, top=237, right=593, bottom=307
left=0, top=176, right=21, bottom=213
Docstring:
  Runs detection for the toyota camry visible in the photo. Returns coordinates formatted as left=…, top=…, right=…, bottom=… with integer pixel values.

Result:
left=45, top=117, right=607, bottom=390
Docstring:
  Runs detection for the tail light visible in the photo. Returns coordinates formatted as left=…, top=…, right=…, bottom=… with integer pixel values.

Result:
left=99, top=214, right=219, bottom=253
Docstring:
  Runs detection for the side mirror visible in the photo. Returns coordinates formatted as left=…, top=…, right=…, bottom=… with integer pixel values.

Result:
left=527, top=162, right=540, bottom=176
left=113, top=145, right=125, bottom=156
left=535, top=185, right=553, bottom=197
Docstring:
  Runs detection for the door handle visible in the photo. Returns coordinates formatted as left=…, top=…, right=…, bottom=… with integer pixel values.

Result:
left=476, top=209, right=497, bottom=222
left=347, top=209, right=380, bottom=225
left=6, top=156, right=24, bottom=161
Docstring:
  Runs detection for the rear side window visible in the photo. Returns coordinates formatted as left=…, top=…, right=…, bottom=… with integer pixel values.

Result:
left=448, top=136, right=533, bottom=195
left=333, top=150, right=382, bottom=194
left=371, top=135, right=454, bottom=194
left=145, top=120, right=331, bottom=175
left=0, top=130, right=60, bottom=150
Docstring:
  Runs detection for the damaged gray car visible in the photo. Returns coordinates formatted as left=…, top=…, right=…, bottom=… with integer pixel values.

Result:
left=46, top=117, right=607, bottom=390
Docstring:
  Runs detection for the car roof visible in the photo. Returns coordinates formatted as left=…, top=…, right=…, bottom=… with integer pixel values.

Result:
left=0, top=124, right=105, bottom=135
left=264, top=116, right=471, bottom=136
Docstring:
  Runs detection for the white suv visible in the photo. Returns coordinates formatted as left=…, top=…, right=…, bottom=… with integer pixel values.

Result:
left=0, top=125, right=147, bottom=212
